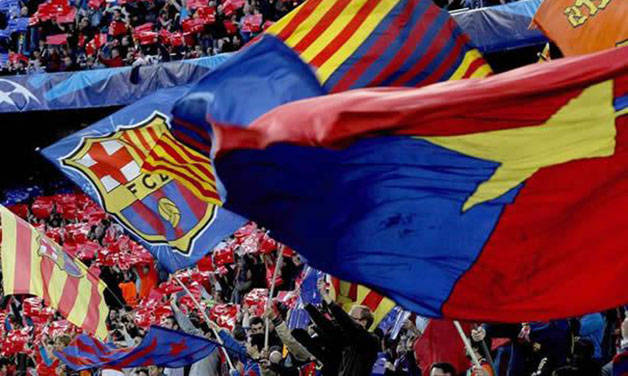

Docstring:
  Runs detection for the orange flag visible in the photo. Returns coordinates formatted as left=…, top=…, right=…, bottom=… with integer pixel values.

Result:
left=532, top=0, right=628, bottom=56
left=0, top=205, right=109, bottom=340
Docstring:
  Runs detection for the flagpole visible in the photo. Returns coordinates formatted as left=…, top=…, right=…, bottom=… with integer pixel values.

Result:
left=173, top=275, right=236, bottom=371
left=453, top=320, right=487, bottom=376
left=472, top=323, right=496, bottom=375
left=264, top=244, right=284, bottom=350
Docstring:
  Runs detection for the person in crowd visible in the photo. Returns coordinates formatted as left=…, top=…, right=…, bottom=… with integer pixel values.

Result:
left=429, top=362, right=456, bottom=376
left=308, top=278, right=380, bottom=376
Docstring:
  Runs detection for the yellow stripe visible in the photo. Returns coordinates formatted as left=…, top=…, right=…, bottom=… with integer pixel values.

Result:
left=282, top=0, right=335, bottom=49
left=356, top=284, right=369, bottom=304
left=298, top=0, right=367, bottom=63
left=29, top=228, right=43, bottom=297
left=371, top=298, right=395, bottom=326
left=125, top=130, right=151, bottom=157
left=448, top=50, right=482, bottom=81
left=470, top=63, right=492, bottom=79
left=160, top=135, right=218, bottom=187
left=317, top=0, right=399, bottom=83
left=46, top=260, right=69, bottom=309
left=0, top=206, right=17, bottom=295
left=138, top=126, right=162, bottom=149
left=95, top=284, right=110, bottom=340
left=65, top=271, right=93, bottom=332
left=264, top=0, right=305, bottom=37
left=150, top=144, right=219, bottom=193
left=617, top=108, right=628, bottom=118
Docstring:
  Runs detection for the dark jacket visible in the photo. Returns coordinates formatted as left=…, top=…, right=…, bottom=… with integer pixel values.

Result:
left=327, top=302, right=380, bottom=376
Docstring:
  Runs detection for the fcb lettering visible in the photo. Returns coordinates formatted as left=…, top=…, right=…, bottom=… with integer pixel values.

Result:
left=60, top=112, right=219, bottom=255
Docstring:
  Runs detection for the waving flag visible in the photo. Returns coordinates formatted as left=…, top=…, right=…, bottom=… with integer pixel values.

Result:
left=55, top=326, right=218, bottom=370
left=328, top=276, right=395, bottom=328
left=532, top=0, right=628, bottom=56
left=0, top=205, right=109, bottom=339
left=210, top=46, right=628, bottom=322
left=42, top=86, right=246, bottom=273
left=171, top=0, right=490, bottom=154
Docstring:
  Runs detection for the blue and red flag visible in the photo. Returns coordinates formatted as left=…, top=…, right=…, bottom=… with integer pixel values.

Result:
left=41, top=86, right=246, bottom=273
left=171, top=0, right=490, bottom=154
left=55, top=326, right=218, bottom=370
left=209, top=46, right=628, bottom=322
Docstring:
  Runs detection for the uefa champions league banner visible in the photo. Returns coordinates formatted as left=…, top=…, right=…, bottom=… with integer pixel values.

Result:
left=0, top=54, right=230, bottom=113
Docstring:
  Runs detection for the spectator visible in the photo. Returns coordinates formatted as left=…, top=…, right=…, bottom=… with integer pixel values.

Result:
left=316, top=279, right=380, bottom=376
left=430, top=362, right=457, bottom=376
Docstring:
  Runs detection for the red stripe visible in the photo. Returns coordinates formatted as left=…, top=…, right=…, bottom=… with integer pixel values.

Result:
left=145, top=126, right=161, bottom=145
left=411, top=34, right=467, bottom=87
left=309, top=0, right=381, bottom=68
left=153, top=136, right=218, bottom=185
left=462, top=57, right=487, bottom=79
left=443, top=119, right=628, bottom=322
left=172, top=129, right=211, bottom=155
left=40, top=257, right=55, bottom=307
left=361, top=291, right=384, bottom=311
left=130, top=200, right=167, bottom=235
left=348, top=283, right=357, bottom=301
left=56, top=274, right=81, bottom=318
left=146, top=143, right=215, bottom=191
left=292, top=0, right=352, bottom=54
left=80, top=279, right=103, bottom=335
left=113, top=338, right=158, bottom=368
left=132, top=129, right=152, bottom=153
left=164, top=133, right=213, bottom=165
left=150, top=190, right=185, bottom=238
left=173, top=118, right=212, bottom=143
left=121, top=134, right=147, bottom=159
left=178, top=181, right=211, bottom=220
left=332, top=0, right=417, bottom=92
left=388, top=21, right=458, bottom=87
left=13, top=219, right=32, bottom=294
left=143, top=161, right=220, bottom=201
left=276, top=0, right=326, bottom=41
left=367, top=4, right=441, bottom=87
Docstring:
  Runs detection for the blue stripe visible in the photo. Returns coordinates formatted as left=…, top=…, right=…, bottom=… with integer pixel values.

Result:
left=216, top=136, right=522, bottom=317
left=380, top=11, right=449, bottom=86
left=614, top=94, right=628, bottom=112
left=351, top=0, right=434, bottom=89
left=322, top=0, right=410, bottom=90
left=405, top=25, right=465, bottom=86
left=121, top=194, right=176, bottom=240
left=438, top=43, right=471, bottom=83
left=166, top=181, right=203, bottom=225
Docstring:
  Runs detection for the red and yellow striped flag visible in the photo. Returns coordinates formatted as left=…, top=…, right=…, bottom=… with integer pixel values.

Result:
left=0, top=205, right=109, bottom=340
left=118, top=113, right=222, bottom=205
left=328, top=276, right=395, bottom=329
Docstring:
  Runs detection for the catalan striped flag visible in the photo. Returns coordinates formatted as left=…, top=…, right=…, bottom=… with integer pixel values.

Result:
left=328, top=276, right=395, bottom=328
left=266, top=0, right=491, bottom=91
left=0, top=205, right=109, bottom=340
left=116, top=116, right=222, bottom=205
left=171, top=0, right=491, bottom=155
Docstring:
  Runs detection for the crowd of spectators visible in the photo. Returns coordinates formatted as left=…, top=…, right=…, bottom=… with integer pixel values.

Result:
left=0, top=0, right=303, bottom=75
left=0, top=191, right=626, bottom=376
left=0, top=0, right=524, bottom=75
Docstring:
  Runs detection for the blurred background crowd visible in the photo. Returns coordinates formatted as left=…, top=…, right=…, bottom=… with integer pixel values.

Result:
left=0, top=191, right=626, bottom=376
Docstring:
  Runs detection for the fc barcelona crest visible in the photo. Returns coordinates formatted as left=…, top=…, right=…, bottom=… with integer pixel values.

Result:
left=61, top=112, right=221, bottom=255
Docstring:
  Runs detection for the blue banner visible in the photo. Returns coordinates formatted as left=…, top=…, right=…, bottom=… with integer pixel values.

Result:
left=56, top=326, right=218, bottom=370
left=451, top=0, right=546, bottom=53
left=0, top=54, right=230, bottom=113
left=41, top=84, right=245, bottom=273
